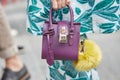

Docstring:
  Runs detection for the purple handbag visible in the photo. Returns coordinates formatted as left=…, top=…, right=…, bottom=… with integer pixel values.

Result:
left=42, top=5, right=80, bottom=66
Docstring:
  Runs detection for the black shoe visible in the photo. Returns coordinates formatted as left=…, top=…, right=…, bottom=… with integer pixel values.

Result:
left=18, top=45, right=24, bottom=50
left=1, top=65, right=31, bottom=80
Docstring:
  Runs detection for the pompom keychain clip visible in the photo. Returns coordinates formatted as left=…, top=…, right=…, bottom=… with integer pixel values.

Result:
left=74, top=39, right=102, bottom=71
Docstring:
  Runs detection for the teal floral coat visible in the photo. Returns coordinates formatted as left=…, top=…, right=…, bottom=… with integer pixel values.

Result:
left=26, top=0, right=120, bottom=80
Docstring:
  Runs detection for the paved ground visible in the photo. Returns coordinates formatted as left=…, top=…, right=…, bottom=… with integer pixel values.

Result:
left=0, top=1, right=120, bottom=80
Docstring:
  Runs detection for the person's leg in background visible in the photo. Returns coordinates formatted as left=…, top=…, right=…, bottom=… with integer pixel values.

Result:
left=0, top=3, right=30, bottom=80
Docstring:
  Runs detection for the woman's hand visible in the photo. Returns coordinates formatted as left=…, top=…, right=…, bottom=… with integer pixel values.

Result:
left=52, top=0, right=70, bottom=10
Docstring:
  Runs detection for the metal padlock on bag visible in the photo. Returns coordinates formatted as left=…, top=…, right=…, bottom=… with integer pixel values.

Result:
left=59, top=26, right=68, bottom=43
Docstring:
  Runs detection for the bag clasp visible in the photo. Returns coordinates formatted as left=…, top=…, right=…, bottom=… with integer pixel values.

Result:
left=59, top=26, right=68, bottom=43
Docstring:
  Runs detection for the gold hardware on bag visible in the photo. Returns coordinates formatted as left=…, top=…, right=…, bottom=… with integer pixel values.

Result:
left=59, top=26, right=68, bottom=43
left=80, top=40, right=85, bottom=53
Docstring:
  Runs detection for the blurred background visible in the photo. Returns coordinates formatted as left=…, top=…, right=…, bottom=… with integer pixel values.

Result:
left=0, top=0, right=120, bottom=80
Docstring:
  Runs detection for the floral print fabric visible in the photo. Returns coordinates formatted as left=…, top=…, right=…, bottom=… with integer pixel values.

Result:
left=26, top=0, right=120, bottom=80
left=47, top=61, right=99, bottom=80
left=27, top=0, right=120, bottom=35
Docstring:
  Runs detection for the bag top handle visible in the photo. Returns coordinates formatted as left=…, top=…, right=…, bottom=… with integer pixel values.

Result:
left=49, top=5, right=74, bottom=30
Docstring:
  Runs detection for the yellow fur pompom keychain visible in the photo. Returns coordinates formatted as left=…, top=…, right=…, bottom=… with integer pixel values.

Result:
left=74, top=40, right=102, bottom=71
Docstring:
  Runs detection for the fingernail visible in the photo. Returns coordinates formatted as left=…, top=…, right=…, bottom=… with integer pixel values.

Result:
left=52, top=4, right=58, bottom=10
left=67, top=0, right=70, bottom=4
